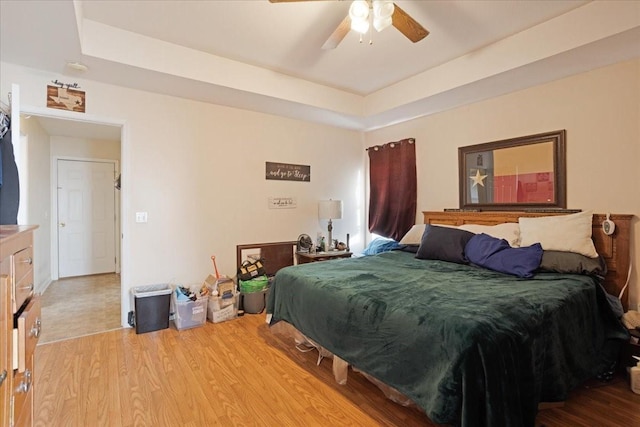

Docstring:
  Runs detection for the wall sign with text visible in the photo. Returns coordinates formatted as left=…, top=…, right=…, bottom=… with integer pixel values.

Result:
left=265, top=162, right=310, bottom=182
left=47, top=81, right=85, bottom=113
left=268, top=197, right=297, bottom=209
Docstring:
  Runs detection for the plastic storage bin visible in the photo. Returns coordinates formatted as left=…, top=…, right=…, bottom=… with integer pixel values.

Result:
left=172, top=291, right=208, bottom=330
left=132, top=284, right=172, bottom=334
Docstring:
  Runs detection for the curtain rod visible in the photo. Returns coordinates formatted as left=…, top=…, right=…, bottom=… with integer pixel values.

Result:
left=366, top=137, right=415, bottom=151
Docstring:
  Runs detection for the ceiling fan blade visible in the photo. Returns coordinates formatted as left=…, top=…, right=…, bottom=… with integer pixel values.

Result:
left=392, top=3, right=429, bottom=43
left=322, top=15, right=351, bottom=50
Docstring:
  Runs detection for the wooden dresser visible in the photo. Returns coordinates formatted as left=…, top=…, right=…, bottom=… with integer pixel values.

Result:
left=0, top=225, right=40, bottom=427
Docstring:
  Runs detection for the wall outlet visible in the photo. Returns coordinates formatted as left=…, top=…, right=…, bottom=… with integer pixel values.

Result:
left=135, top=212, right=148, bottom=223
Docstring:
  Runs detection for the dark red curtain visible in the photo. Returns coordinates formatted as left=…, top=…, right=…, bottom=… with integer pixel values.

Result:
left=368, top=138, right=417, bottom=241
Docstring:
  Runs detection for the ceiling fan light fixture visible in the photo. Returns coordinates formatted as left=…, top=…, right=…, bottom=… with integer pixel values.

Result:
left=349, top=1, right=370, bottom=21
left=373, top=1, right=394, bottom=19
left=351, top=17, right=370, bottom=34
left=373, top=16, right=392, bottom=32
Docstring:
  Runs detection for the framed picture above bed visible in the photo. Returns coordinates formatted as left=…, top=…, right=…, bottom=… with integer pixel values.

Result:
left=458, top=130, right=566, bottom=211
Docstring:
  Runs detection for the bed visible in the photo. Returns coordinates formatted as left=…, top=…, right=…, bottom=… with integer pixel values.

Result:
left=266, top=211, right=632, bottom=426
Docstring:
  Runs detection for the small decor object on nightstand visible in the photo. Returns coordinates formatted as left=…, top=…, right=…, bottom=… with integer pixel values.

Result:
left=319, top=199, right=343, bottom=251
left=297, top=234, right=313, bottom=253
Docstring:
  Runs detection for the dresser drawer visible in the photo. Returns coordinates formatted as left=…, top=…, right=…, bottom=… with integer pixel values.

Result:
left=12, top=246, right=33, bottom=287
left=12, top=270, right=34, bottom=314
left=12, top=360, right=33, bottom=427
left=16, top=296, right=41, bottom=373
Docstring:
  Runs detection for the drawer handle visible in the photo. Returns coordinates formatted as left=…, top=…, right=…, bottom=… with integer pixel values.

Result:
left=17, top=283, right=34, bottom=292
left=19, top=257, right=33, bottom=265
left=15, top=369, right=32, bottom=394
left=0, top=369, right=6, bottom=386
left=30, top=318, right=42, bottom=339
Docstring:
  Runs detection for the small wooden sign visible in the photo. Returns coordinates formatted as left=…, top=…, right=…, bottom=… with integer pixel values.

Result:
left=47, top=85, right=85, bottom=113
left=265, top=162, right=310, bottom=182
left=268, top=197, right=297, bottom=209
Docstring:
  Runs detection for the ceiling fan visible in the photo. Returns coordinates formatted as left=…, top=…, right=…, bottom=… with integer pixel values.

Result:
left=269, top=0, right=429, bottom=49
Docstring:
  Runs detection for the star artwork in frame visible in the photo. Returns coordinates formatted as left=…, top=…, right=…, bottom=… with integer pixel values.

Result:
left=469, top=169, right=488, bottom=188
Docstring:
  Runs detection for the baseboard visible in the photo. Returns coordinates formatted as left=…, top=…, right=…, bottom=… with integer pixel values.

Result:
left=37, top=278, right=53, bottom=294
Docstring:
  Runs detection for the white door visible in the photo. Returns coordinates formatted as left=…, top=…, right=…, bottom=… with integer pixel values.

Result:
left=58, top=159, right=116, bottom=277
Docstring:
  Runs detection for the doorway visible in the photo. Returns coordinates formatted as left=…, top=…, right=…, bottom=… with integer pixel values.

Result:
left=16, top=111, right=124, bottom=342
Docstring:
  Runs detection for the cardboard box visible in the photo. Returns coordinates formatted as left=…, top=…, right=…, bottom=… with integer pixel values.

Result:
left=204, top=275, right=235, bottom=298
left=207, top=292, right=239, bottom=323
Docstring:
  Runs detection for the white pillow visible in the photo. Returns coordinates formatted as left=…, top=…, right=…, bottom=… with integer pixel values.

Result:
left=518, top=211, right=598, bottom=258
left=458, top=223, right=521, bottom=247
left=399, top=224, right=426, bottom=245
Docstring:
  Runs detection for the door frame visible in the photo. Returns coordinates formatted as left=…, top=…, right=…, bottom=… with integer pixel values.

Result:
left=18, top=101, right=129, bottom=328
left=53, top=157, right=120, bottom=280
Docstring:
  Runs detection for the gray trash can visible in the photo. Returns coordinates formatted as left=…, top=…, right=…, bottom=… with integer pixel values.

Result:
left=131, top=284, right=172, bottom=334
left=241, top=288, right=268, bottom=314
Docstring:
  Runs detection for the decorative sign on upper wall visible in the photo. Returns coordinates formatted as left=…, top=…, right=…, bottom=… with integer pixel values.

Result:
left=268, top=197, right=297, bottom=209
left=47, top=80, right=85, bottom=113
left=265, top=162, right=311, bottom=182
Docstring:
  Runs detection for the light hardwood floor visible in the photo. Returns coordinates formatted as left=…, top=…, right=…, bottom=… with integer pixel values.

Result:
left=38, top=273, right=121, bottom=343
left=34, top=313, right=640, bottom=426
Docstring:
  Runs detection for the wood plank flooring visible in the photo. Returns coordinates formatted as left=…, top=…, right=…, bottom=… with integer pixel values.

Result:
left=38, top=273, right=121, bottom=343
left=35, top=314, right=640, bottom=426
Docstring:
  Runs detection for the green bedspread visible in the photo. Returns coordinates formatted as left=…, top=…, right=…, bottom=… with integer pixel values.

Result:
left=267, top=251, right=628, bottom=426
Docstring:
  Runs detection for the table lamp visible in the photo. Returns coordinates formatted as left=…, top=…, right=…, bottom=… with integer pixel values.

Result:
left=318, top=199, right=343, bottom=251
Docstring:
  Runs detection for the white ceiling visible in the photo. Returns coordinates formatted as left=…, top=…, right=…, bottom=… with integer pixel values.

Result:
left=1, top=0, right=639, bottom=134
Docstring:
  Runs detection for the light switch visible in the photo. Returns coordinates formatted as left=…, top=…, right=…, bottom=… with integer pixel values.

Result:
left=135, top=212, right=148, bottom=223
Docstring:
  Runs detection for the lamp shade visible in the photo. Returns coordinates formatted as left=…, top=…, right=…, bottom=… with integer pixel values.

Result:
left=318, top=200, right=343, bottom=220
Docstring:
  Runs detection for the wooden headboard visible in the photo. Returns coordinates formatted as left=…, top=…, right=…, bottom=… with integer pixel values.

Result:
left=236, top=241, right=297, bottom=277
left=423, top=211, right=633, bottom=311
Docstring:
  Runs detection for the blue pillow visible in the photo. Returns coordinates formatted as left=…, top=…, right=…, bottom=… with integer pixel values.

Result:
left=465, top=233, right=543, bottom=278
left=362, top=237, right=401, bottom=255
left=415, top=225, right=475, bottom=264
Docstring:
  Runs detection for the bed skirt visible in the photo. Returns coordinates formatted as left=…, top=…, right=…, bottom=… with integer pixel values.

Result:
left=269, top=320, right=418, bottom=409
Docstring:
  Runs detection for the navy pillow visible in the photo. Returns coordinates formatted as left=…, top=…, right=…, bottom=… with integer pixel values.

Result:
left=466, top=233, right=543, bottom=278
left=399, top=244, right=420, bottom=254
left=415, top=225, right=475, bottom=264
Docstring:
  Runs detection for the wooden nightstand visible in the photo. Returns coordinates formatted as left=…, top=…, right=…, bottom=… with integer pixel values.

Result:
left=296, top=251, right=352, bottom=264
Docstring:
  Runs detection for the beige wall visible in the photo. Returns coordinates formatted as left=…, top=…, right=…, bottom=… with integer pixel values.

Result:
left=50, top=136, right=121, bottom=161
left=1, top=62, right=364, bottom=325
left=365, top=59, right=640, bottom=310
left=3, top=58, right=638, bottom=321
left=18, top=117, right=51, bottom=292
